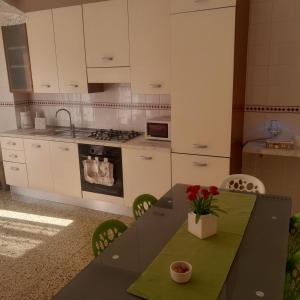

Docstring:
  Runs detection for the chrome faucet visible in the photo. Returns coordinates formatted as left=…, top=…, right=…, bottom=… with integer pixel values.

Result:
left=55, top=108, right=76, bottom=138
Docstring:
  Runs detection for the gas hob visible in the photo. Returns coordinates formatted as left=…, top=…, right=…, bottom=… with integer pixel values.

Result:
left=88, top=129, right=141, bottom=142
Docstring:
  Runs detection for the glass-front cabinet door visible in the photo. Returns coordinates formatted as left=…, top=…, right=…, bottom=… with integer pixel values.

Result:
left=2, top=24, right=32, bottom=92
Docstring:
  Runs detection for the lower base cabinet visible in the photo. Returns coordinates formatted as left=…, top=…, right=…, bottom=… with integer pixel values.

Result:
left=50, top=142, right=82, bottom=198
left=24, top=139, right=53, bottom=192
left=122, top=148, right=171, bottom=207
left=172, top=153, right=229, bottom=187
left=3, top=161, right=28, bottom=187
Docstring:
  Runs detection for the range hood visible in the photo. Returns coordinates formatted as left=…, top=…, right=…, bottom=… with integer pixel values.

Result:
left=0, top=0, right=26, bottom=26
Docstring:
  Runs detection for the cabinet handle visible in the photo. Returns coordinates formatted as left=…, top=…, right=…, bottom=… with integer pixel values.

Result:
left=193, top=144, right=208, bottom=149
left=59, top=147, right=69, bottom=151
left=139, top=156, right=153, bottom=160
left=102, top=56, right=114, bottom=61
left=150, top=83, right=162, bottom=89
left=9, top=154, right=18, bottom=159
left=193, top=162, right=208, bottom=167
left=10, top=166, right=19, bottom=171
left=41, top=84, right=51, bottom=88
left=7, top=141, right=16, bottom=146
left=32, top=144, right=41, bottom=148
left=68, top=84, right=79, bottom=88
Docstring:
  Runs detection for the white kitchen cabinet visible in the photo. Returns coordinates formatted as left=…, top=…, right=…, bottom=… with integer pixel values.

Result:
left=2, top=149, right=26, bottom=164
left=1, top=137, right=24, bottom=151
left=50, top=141, right=81, bottom=198
left=170, top=0, right=236, bottom=14
left=26, top=10, right=59, bottom=93
left=172, top=153, right=229, bottom=187
left=83, top=0, right=130, bottom=68
left=24, top=139, right=53, bottom=192
left=3, top=161, right=28, bottom=188
left=122, top=148, right=171, bottom=207
left=171, top=7, right=235, bottom=158
left=128, top=0, right=171, bottom=94
left=52, top=5, right=87, bottom=93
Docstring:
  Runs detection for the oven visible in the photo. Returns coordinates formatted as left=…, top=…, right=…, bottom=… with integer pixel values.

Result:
left=78, top=144, right=123, bottom=197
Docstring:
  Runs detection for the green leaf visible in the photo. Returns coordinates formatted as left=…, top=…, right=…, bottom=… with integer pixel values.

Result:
left=195, top=214, right=201, bottom=224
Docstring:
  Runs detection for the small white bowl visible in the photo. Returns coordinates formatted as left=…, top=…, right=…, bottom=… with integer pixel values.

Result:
left=170, top=261, right=192, bottom=284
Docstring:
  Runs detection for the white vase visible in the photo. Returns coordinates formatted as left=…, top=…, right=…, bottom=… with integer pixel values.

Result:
left=187, top=212, right=218, bottom=239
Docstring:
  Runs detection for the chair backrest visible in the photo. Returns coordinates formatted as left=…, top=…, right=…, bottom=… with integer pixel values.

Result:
left=220, top=174, right=266, bottom=194
left=132, top=194, right=157, bottom=220
left=285, top=251, right=300, bottom=298
left=92, top=219, right=128, bottom=257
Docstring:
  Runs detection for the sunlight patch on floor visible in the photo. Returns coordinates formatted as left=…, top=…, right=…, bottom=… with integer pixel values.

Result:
left=0, top=220, right=61, bottom=237
left=0, top=210, right=74, bottom=226
left=0, top=234, right=42, bottom=258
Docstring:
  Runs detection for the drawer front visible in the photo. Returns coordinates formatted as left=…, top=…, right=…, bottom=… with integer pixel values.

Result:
left=3, top=162, right=28, bottom=187
left=2, top=149, right=26, bottom=163
left=172, top=153, right=229, bottom=187
left=170, top=0, right=236, bottom=14
left=1, top=137, right=24, bottom=150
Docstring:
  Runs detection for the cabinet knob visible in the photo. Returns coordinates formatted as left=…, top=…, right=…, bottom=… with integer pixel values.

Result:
left=8, top=142, right=16, bottom=146
left=139, top=155, right=153, bottom=160
left=193, top=162, right=208, bottom=167
left=59, top=147, right=69, bottom=151
left=68, top=84, right=79, bottom=88
left=102, top=56, right=114, bottom=61
left=193, top=144, right=208, bottom=149
left=41, top=84, right=51, bottom=88
left=32, top=144, right=41, bottom=148
left=9, top=154, right=18, bottom=159
left=10, top=166, right=19, bottom=171
left=150, top=83, right=162, bottom=89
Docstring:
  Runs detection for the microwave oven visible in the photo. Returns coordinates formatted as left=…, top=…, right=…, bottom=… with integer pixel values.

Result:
left=145, top=116, right=171, bottom=141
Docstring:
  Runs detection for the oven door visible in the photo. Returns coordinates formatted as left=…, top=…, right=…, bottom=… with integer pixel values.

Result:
left=78, top=144, right=123, bottom=197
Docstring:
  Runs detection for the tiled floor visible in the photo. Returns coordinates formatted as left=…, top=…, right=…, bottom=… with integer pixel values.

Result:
left=0, top=190, right=133, bottom=300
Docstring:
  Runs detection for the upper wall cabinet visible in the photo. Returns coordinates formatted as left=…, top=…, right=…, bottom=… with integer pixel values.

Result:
left=27, top=7, right=87, bottom=94
left=128, top=0, right=171, bottom=94
left=170, top=0, right=236, bottom=14
left=2, top=24, right=32, bottom=93
left=171, top=7, right=235, bottom=158
left=52, top=5, right=87, bottom=93
left=83, top=0, right=130, bottom=68
left=26, top=10, right=59, bottom=93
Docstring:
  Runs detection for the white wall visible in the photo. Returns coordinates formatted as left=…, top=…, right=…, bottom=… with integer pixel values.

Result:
left=244, top=0, right=300, bottom=141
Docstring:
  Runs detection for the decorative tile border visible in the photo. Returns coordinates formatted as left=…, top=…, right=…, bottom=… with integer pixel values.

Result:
left=245, top=105, right=300, bottom=114
left=29, top=100, right=171, bottom=110
left=0, top=101, right=18, bottom=107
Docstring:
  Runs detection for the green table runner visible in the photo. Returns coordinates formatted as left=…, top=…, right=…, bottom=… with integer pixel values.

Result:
left=127, top=191, right=257, bottom=300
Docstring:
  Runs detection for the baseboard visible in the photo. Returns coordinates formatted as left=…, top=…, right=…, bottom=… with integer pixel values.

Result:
left=10, top=186, right=133, bottom=217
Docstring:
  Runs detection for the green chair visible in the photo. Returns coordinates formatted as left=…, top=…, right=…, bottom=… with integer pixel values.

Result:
left=132, top=194, right=157, bottom=220
left=92, top=219, right=128, bottom=257
left=284, top=214, right=300, bottom=299
left=285, top=251, right=300, bottom=299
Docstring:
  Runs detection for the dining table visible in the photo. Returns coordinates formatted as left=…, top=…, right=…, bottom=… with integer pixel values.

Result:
left=53, top=184, right=291, bottom=300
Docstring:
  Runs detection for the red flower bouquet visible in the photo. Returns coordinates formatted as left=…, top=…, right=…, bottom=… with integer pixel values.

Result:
left=186, top=185, right=226, bottom=224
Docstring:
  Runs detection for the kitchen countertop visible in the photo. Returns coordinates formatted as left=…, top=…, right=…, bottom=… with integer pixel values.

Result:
left=243, top=141, right=300, bottom=158
left=0, top=128, right=171, bottom=152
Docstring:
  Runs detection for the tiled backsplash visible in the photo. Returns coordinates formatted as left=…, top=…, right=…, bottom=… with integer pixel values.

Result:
left=244, top=0, right=300, bottom=141
left=16, top=84, right=171, bottom=132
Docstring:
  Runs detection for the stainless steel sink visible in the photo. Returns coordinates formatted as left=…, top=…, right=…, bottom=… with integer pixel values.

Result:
left=28, top=128, right=91, bottom=139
